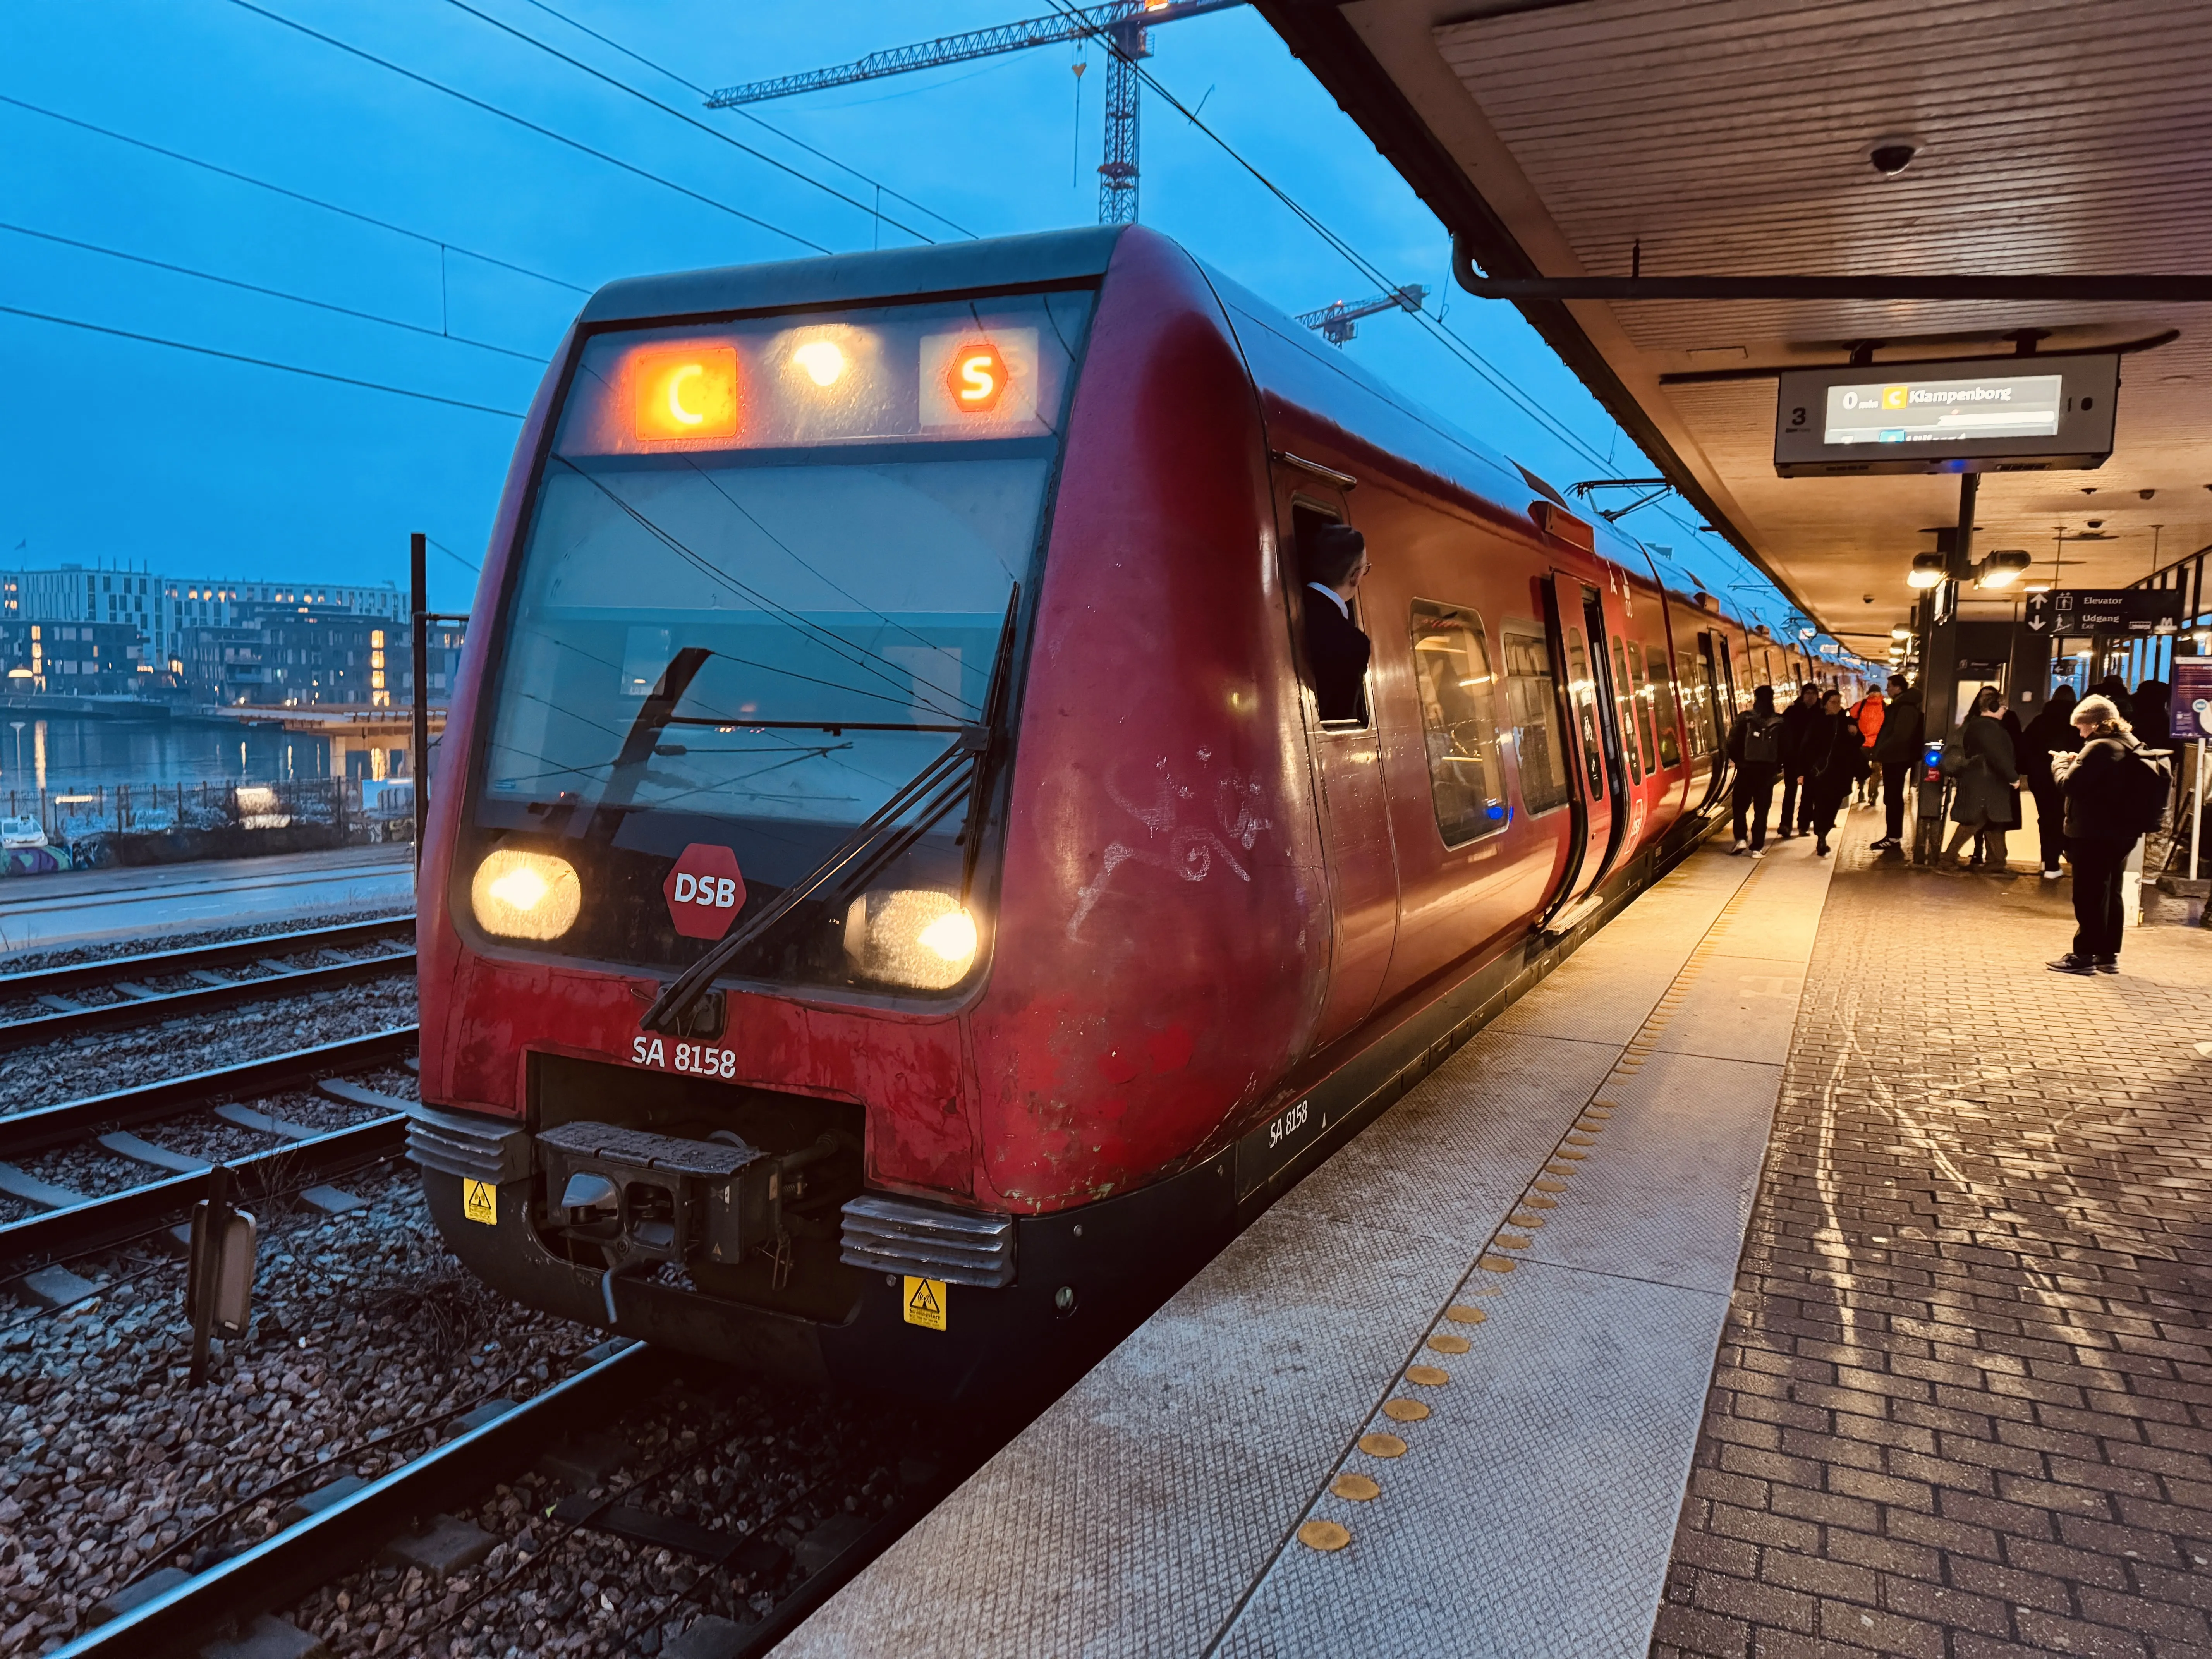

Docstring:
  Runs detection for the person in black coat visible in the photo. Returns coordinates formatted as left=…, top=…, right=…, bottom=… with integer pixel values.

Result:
left=2019, top=686, right=2082, bottom=879
left=1942, top=687, right=2020, bottom=872
left=1867, top=677, right=1923, bottom=850
left=2049, top=694, right=2150, bottom=974
left=1775, top=683, right=1823, bottom=840
left=1726, top=685, right=1786, bottom=855
left=1798, top=690, right=1863, bottom=857
left=1301, top=523, right=1372, bottom=723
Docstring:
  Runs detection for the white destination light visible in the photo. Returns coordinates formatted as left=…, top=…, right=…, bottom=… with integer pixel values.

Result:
left=1822, top=374, right=2063, bottom=446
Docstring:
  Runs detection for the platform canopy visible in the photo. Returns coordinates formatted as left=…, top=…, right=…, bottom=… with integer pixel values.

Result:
left=1261, top=0, right=2212, bottom=658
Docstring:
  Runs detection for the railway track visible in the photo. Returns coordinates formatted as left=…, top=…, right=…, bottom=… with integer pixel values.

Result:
left=0, top=1026, right=419, bottom=1274
left=0, top=917, right=414, bottom=1053
left=48, top=1338, right=960, bottom=1659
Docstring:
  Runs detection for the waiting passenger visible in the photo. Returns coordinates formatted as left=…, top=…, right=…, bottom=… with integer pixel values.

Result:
left=1849, top=685, right=1887, bottom=807
left=1775, top=683, right=1823, bottom=840
left=1941, top=686, right=2019, bottom=874
left=1302, top=524, right=1372, bottom=724
left=1867, top=676, right=1923, bottom=851
left=2020, top=686, right=2081, bottom=880
left=1799, top=689, right=1863, bottom=858
left=2049, top=694, right=2168, bottom=975
left=1726, top=685, right=1786, bottom=856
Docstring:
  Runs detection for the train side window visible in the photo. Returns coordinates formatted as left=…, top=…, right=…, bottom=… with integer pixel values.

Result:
left=1564, top=626, right=1603, bottom=801
left=1499, top=622, right=1571, bottom=815
left=1674, top=647, right=1711, bottom=761
left=1611, top=635, right=1645, bottom=783
left=1408, top=600, right=1508, bottom=845
left=1290, top=501, right=1368, bottom=729
left=1643, top=643, right=1681, bottom=767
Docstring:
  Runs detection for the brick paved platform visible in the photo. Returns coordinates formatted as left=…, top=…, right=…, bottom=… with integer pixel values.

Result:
left=1653, top=810, right=2212, bottom=1659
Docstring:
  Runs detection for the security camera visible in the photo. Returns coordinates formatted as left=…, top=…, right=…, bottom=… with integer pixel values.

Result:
left=1862, top=594, right=1874, bottom=603
left=2140, top=488, right=2156, bottom=500
left=2087, top=519, right=2104, bottom=528
left=1869, top=140, right=1917, bottom=177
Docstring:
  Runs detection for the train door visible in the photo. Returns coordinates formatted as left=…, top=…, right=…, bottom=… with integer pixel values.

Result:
left=1278, top=478, right=1398, bottom=1048
left=1696, top=632, right=1732, bottom=809
left=1540, top=573, right=1629, bottom=916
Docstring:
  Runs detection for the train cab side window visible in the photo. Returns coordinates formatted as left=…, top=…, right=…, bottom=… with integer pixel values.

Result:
left=1292, top=503, right=1370, bottom=728
left=1500, top=622, right=1571, bottom=815
left=1649, top=649, right=1683, bottom=767
left=1409, top=601, right=1508, bottom=845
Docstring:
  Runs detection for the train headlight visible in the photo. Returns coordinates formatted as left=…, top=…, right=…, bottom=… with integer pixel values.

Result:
left=471, top=850, right=582, bottom=940
left=844, top=890, right=978, bottom=990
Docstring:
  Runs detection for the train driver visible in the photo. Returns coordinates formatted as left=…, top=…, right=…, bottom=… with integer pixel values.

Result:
left=1303, top=523, right=1372, bottom=724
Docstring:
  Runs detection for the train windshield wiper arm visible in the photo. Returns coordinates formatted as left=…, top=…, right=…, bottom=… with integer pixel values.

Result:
left=641, top=586, right=1020, bottom=1035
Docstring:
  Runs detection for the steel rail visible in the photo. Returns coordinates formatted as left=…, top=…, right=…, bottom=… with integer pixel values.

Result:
left=0, top=916, right=412, bottom=1003
left=0, top=948, right=416, bottom=1054
left=0, top=1113, right=408, bottom=1271
left=46, top=1342, right=654, bottom=1659
left=0, top=1026, right=418, bottom=1161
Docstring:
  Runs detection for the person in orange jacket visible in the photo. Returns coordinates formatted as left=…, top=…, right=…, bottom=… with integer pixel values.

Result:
left=1849, top=685, right=1887, bottom=807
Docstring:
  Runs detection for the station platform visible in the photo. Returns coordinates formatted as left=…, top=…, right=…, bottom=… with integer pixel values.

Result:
left=0, top=844, right=413, bottom=958
left=788, top=802, right=2212, bottom=1657
left=790, top=825, right=1841, bottom=1656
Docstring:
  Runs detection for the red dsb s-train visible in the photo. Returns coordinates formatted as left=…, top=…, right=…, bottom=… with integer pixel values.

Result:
left=412, top=225, right=1837, bottom=1399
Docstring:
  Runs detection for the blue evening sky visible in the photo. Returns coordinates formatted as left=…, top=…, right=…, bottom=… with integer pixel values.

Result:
left=1, top=0, right=1791, bottom=625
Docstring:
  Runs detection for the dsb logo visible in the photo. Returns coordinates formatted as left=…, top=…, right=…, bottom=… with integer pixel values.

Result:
left=662, top=844, right=747, bottom=941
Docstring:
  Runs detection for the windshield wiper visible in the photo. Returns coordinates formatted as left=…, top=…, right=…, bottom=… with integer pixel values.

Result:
left=641, top=586, right=1021, bottom=1035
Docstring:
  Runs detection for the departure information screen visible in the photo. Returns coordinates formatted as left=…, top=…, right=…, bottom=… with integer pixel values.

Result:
left=1821, top=373, right=2064, bottom=446
left=1773, top=352, right=2118, bottom=476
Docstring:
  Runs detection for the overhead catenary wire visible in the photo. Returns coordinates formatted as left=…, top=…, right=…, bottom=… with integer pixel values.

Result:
left=0, top=93, right=589, bottom=296
left=221, top=0, right=832, bottom=256
left=438, top=0, right=947, bottom=246
left=503, top=0, right=977, bottom=241
left=1039, top=0, right=1784, bottom=619
left=0, top=220, right=546, bottom=363
left=0, top=302, right=526, bottom=419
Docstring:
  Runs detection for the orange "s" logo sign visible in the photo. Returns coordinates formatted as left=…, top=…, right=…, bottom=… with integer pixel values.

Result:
left=946, top=342, right=1009, bottom=414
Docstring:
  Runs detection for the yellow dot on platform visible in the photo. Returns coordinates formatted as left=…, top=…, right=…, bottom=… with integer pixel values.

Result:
left=1508, top=1212, right=1545, bottom=1229
left=1427, top=1333, right=1471, bottom=1354
left=1359, top=1432, right=1408, bottom=1458
left=1382, top=1398, right=1430, bottom=1422
left=1478, top=1255, right=1516, bottom=1273
left=1523, top=1194, right=1558, bottom=1208
left=1533, top=1178, right=1567, bottom=1193
left=1299, top=1519, right=1351, bottom=1551
left=1445, top=1305, right=1487, bottom=1324
left=1332, top=1473, right=1381, bottom=1502
left=1406, top=1365, right=1450, bottom=1386
left=1554, top=1148, right=1587, bottom=1160
left=1494, top=1233, right=1532, bottom=1250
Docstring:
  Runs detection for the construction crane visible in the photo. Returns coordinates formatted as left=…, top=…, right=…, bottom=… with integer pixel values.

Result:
left=704, top=0, right=1243, bottom=226
left=1293, top=285, right=1429, bottom=347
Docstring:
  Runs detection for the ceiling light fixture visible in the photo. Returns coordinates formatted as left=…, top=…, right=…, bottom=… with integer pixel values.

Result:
left=1906, top=551, right=1947, bottom=589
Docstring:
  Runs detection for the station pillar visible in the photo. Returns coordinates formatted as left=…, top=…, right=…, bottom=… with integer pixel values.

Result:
left=1911, top=475, right=1977, bottom=863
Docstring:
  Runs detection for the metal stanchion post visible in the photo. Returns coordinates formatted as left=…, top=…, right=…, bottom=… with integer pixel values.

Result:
left=411, top=532, right=429, bottom=876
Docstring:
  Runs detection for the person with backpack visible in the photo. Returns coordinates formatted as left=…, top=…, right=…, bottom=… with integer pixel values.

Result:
left=1726, top=685, right=1786, bottom=855
left=1867, top=677, right=1923, bottom=851
left=1941, top=686, right=2021, bottom=872
left=2049, top=693, right=2172, bottom=974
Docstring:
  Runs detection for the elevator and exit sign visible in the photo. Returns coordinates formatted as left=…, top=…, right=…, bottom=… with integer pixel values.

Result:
left=2023, top=589, right=2184, bottom=635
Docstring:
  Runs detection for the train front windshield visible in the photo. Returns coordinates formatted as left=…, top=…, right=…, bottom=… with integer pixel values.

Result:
left=467, top=290, right=1093, bottom=994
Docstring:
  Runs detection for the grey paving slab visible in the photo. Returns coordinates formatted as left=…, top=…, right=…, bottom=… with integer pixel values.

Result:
left=1521, top=1048, right=1784, bottom=1296
left=1215, top=1261, right=1728, bottom=1659
left=1276, top=1029, right=1618, bottom=1255
left=1644, top=959, right=1807, bottom=1065
left=781, top=1204, right=1475, bottom=1659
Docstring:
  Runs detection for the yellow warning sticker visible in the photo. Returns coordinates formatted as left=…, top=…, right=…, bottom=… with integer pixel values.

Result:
left=462, top=1179, right=498, bottom=1226
left=902, top=1276, right=946, bottom=1332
